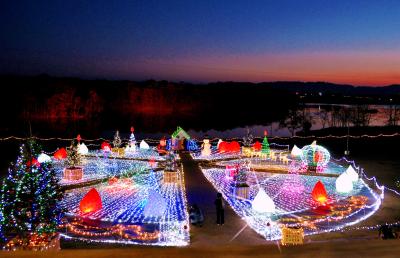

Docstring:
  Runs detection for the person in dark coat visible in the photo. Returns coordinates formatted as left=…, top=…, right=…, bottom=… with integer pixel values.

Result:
left=379, top=224, right=396, bottom=239
left=214, top=192, right=224, bottom=225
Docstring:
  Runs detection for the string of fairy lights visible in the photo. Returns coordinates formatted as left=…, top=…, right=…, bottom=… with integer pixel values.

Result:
left=2, top=131, right=400, bottom=248
left=0, top=132, right=190, bottom=248
left=1, top=131, right=400, bottom=143
left=194, top=142, right=399, bottom=240
left=56, top=150, right=190, bottom=246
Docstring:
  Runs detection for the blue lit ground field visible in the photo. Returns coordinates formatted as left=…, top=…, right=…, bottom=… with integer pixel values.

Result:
left=201, top=161, right=381, bottom=240
left=191, top=149, right=241, bottom=161
left=58, top=154, right=189, bottom=246
left=217, top=157, right=345, bottom=175
left=88, top=149, right=172, bottom=161
left=54, top=152, right=159, bottom=186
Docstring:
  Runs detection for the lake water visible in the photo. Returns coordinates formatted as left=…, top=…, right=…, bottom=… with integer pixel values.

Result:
left=0, top=103, right=397, bottom=179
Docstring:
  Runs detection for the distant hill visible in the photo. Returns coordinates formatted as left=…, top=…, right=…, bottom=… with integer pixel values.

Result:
left=0, top=75, right=399, bottom=136
left=263, top=81, right=400, bottom=95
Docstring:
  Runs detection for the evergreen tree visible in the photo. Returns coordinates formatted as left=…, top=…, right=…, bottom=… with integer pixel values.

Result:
left=0, top=144, right=29, bottom=236
left=165, top=152, right=177, bottom=171
left=66, top=140, right=81, bottom=168
left=261, top=131, right=270, bottom=156
left=35, top=159, right=63, bottom=235
left=0, top=209, right=4, bottom=242
left=233, top=163, right=248, bottom=187
left=113, top=130, right=122, bottom=148
left=0, top=165, right=21, bottom=240
left=0, top=140, right=63, bottom=239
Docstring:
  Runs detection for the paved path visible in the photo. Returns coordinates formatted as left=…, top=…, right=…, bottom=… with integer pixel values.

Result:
left=179, top=151, right=266, bottom=247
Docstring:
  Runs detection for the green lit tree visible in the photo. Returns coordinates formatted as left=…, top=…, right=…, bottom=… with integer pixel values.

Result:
left=0, top=210, right=4, bottom=242
left=261, top=131, right=270, bottom=156
left=0, top=164, right=21, bottom=240
left=0, top=140, right=63, bottom=240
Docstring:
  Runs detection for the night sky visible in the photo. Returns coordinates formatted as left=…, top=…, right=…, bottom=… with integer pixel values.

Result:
left=1, top=0, right=399, bottom=85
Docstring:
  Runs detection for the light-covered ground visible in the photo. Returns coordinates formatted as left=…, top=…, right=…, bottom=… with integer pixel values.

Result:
left=58, top=152, right=189, bottom=246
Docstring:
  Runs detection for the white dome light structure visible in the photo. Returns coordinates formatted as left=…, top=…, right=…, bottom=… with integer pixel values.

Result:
left=37, top=153, right=51, bottom=163
left=252, top=189, right=275, bottom=213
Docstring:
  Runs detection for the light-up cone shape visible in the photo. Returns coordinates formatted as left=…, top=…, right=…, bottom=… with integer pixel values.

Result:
left=80, top=188, right=103, bottom=214
left=291, top=145, right=302, bottom=157
left=312, top=180, right=328, bottom=204
left=344, top=165, right=359, bottom=182
left=140, top=140, right=150, bottom=150
left=54, top=148, right=67, bottom=160
left=252, top=188, right=276, bottom=213
left=78, top=143, right=89, bottom=155
left=335, top=172, right=353, bottom=193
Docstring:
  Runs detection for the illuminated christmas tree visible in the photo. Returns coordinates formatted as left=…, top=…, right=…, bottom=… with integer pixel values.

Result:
left=113, top=130, right=122, bottom=148
left=165, top=152, right=177, bottom=172
left=0, top=140, right=63, bottom=239
left=0, top=210, right=4, bottom=242
left=66, top=140, right=81, bottom=168
left=261, top=130, right=270, bottom=156
left=233, top=163, right=248, bottom=187
left=0, top=144, right=30, bottom=236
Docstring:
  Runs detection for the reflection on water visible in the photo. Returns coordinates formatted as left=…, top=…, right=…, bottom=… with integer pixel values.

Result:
left=304, top=103, right=395, bottom=131
left=0, top=103, right=397, bottom=179
left=187, top=104, right=397, bottom=138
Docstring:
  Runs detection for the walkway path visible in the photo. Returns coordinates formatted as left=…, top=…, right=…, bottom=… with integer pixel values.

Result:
left=179, top=151, right=266, bottom=247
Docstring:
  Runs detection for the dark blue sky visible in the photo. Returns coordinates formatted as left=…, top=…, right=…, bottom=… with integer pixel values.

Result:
left=1, top=0, right=399, bottom=85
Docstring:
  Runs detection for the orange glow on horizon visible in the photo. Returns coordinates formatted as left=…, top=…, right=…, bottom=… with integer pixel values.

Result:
left=115, top=50, right=400, bottom=86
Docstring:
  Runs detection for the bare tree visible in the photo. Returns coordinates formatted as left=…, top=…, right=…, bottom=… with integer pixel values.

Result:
left=329, top=106, right=342, bottom=127
left=318, top=108, right=330, bottom=129
left=350, top=104, right=372, bottom=127
left=337, top=106, right=352, bottom=127
left=280, top=106, right=313, bottom=136
left=386, top=104, right=400, bottom=126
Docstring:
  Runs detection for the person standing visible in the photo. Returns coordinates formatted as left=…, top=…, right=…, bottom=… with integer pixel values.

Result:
left=214, top=192, right=225, bottom=225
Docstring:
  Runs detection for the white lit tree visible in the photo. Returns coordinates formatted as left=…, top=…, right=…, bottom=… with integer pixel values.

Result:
left=113, top=130, right=122, bottom=148
left=242, top=128, right=254, bottom=147
left=66, top=140, right=81, bottom=168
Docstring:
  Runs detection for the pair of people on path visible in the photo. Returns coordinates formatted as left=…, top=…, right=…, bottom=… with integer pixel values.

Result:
left=214, top=192, right=225, bottom=225
left=190, top=192, right=225, bottom=227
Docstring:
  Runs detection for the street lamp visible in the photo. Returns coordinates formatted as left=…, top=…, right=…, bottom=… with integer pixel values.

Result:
left=344, top=124, right=350, bottom=156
